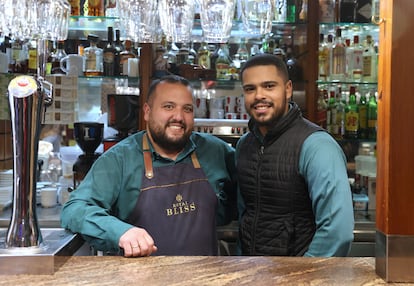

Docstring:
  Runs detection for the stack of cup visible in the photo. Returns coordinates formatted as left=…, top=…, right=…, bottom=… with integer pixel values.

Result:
left=237, top=96, right=250, bottom=120
left=209, top=96, right=225, bottom=119
left=225, top=96, right=238, bottom=119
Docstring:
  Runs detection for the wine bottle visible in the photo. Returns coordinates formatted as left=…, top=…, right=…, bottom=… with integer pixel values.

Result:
left=103, top=26, right=116, bottom=76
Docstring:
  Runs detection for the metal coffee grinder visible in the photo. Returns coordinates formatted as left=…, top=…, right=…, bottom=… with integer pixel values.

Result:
left=72, top=122, right=104, bottom=189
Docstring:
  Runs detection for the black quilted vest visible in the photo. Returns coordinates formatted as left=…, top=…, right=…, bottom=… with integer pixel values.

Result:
left=237, top=102, right=324, bottom=256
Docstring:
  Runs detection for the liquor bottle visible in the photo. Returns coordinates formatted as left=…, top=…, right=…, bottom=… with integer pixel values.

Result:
left=330, top=28, right=347, bottom=81
left=105, top=0, right=118, bottom=17
left=28, top=40, right=37, bottom=75
left=236, top=39, right=249, bottom=68
left=286, top=0, right=296, bottom=23
left=68, top=0, right=80, bottom=16
left=327, top=88, right=338, bottom=136
left=358, top=90, right=368, bottom=139
left=316, top=87, right=328, bottom=129
left=362, top=35, right=377, bottom=82
left=51, top=40, right=67, bottom=74
left=215, top=44, right=232, bottom=80
left=275, top=0, right=287, bottom=23
left=350, top=35, right=363, bottom=81
left=318, top=33, right=330, bottom=81
left=367, top=90, right=377, bottom=140
left=114, top=29, right=123, bottom=76
left=103, top=26, right=116, bottom=76
left=298, top=0, right=308, bottom=22
left=345, top=85, right=359, bottom=139
left=197, top=41, right=211, bottom=69
left=335, top=85, right=346, bottom=139
left=87, top=0, right=104, bottom=16
left=84, top=34, right=103, bottom=76
left=119, top=40, right=137, bottom=76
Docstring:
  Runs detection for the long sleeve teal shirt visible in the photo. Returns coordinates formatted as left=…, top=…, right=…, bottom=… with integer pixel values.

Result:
left=61, top=131, right=237, bottom=252
left=237, top=131, right=354, bottom=257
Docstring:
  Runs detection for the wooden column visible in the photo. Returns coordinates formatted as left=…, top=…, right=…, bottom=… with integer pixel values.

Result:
left=376, top=0, right=414, bottom=282
left=138, top=43, right=153, bottom=131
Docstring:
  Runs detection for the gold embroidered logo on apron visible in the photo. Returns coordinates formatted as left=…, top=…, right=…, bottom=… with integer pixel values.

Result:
left=166, top=194, right=196, bottom=216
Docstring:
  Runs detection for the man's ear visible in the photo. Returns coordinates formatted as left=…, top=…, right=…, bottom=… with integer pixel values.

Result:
left=143, top=102, right=150, bottom=121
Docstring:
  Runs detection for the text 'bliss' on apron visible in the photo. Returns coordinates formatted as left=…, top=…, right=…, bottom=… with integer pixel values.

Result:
left=126, top=134, right=218, bottom=255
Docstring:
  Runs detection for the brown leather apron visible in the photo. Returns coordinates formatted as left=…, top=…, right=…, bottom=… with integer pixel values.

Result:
left=126, top=134, right=218, bottom=255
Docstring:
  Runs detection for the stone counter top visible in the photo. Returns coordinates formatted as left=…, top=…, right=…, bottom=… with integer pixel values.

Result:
left=0, top=256, right=409, bottom=285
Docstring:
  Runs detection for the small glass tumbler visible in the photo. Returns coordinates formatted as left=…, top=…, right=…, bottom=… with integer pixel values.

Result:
left=240, top=0, right=274, bottom=35
left=199, top=0, right=236, bottom=43
left=159, top=0, right=195, bottom=43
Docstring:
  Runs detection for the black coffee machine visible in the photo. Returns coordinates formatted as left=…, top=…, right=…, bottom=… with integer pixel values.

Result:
left=73, top=121, right=104, bottom=189
left=103, top=94, right=139, bottom=151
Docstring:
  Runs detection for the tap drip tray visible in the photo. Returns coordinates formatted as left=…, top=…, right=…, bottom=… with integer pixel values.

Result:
left=0, top=228, right=83, bottom=275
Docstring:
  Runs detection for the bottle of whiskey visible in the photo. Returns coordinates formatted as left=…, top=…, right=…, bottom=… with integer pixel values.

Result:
left=350, top=35, right=364, bottom=81
left=318, top=33, right=330, bottom=81
left=197, top=41, right=211, bottom=69
left=367, top=90, right=377, bottom=140
left=103, top=26, right=116, bottom=76
left=84, top=34, right=103, bottom=76
left=345, top=85, right=359, bottom=139
left=113, top=29, right=123, bottom=76
left=119, top=40, right=137, bottom=76
left=362, top=35, right=377, bottom=82
left=358, top=90, right=368, bottom=139
left=330, top=28, right=347, bottom=81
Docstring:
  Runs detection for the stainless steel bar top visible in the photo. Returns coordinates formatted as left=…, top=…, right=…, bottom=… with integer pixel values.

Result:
left=0, top=228, right=84, bottom=275
left=0, top=256, right=409, bottom=285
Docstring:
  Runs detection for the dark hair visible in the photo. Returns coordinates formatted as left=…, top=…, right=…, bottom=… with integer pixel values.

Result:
left=146, top=75, right=193, bottom=104
left=240, top=54, right=290, bottom=83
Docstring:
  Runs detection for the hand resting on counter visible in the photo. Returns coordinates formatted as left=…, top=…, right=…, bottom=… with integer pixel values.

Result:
left=119, top=227, right=158, bottom=257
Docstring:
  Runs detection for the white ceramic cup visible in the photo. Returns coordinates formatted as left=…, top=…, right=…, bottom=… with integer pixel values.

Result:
left=0, top=52, right=8, bottom=73
left=40, top=187, right=57, bottom=208
left=60, top=54, right=84, bottom=76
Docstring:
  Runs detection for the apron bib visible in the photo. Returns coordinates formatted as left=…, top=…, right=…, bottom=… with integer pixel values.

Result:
left=126, top=134, right=218, bottom=255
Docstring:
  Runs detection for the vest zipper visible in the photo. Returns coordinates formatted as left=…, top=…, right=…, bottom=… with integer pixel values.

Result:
left=251, top=144, right=265, bottom=254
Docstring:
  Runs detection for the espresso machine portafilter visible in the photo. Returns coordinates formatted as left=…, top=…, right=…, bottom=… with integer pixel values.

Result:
left=5, top=75, right=53, bottom=251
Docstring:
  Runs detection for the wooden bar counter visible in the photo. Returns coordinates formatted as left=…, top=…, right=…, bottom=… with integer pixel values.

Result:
left=1, top=256, right=411, bottom=285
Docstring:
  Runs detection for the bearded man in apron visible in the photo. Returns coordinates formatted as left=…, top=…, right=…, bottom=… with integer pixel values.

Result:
left=61, top=75, right=237, bottom=257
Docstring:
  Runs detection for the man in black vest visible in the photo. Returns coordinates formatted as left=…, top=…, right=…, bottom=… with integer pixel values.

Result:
left=236, top=54, right=354, bottom=256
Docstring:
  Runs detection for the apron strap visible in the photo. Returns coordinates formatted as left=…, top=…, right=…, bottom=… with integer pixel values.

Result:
left=143, top=133, right=154, bottom=179
left=142, top=133, right=201, bottom=178
left=191, top=152, right=201, bottom=169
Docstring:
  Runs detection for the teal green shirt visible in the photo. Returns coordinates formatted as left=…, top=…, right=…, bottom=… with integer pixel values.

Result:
left=61, top=131, right=237, bottom=252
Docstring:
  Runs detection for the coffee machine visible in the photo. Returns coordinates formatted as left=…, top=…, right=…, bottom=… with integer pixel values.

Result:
left=72, top=122, right=104, bottom=189
left=103, top=94, right=139, bottom=151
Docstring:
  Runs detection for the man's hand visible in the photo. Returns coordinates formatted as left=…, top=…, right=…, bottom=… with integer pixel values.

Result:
left=119, top=227, right=158, bottom=257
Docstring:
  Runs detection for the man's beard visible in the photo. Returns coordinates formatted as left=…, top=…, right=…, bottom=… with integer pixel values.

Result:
left=148, top=121, right=191, bottom=153
left=250, top=97, right=287, bottom=127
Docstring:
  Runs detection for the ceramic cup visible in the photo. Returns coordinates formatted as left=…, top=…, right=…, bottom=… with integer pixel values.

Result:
left=40, top=187, right=57, bottom=208
left=60, top=54, right=84, bottom=76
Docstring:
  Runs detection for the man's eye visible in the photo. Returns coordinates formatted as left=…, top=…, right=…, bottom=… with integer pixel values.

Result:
left=264, top=83, right=276, bottom=89
left=184, top=106, right=193, bottom=113
left=164, top=104, right=174, bottom=110
left=243, top=87, right=254, bottom=92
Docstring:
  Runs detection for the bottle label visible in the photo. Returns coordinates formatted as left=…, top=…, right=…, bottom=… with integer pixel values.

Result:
left=345, top=111, right=359, bottom=132
left=103, top=52, right=114, bottom=64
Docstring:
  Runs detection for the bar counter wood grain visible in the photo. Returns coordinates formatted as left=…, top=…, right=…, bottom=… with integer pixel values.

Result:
left=0, top=256, right=411, bottom=285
